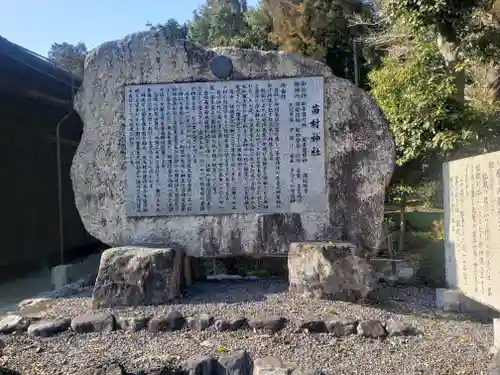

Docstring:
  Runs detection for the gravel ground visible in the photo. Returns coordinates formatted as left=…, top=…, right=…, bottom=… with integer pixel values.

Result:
left=0, top=280, right=495, bottom=375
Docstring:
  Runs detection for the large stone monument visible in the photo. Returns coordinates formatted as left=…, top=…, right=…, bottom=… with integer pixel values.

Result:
left=71, top=31, right=395, bottom=261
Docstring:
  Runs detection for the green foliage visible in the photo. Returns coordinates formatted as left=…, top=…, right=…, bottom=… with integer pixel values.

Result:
left=414, top=180, right=442, bottom=208
left=387, top=183, right=415, bottom=203
left=372, top=0, right=500, bottom=194
left=263, top=0, right=375, bottom=83
left=386, top=211, right=444, bottom=231
left=188, top=0, right=273, bottom=49
left=47, top=42, right=87, bottom=77
left=236, top=259, right=269, bottom=277
left=404, top=231, right=435, bottom=252
left=383, top=215, right=399, bottom=233
left=244, top=269, right=270, bottom=278
left=416, top=239, right=446, bottom=287
left=383, top=0, right=481, bottom=39
left=146, top=19, right=189, bottom=40
left=205, top=2, right=245, bottom=47
left=369, top=40, right=463, bottom=165
left=230, top=9, right=275, bottom=49
left=431, top=219, right=445, bottom=240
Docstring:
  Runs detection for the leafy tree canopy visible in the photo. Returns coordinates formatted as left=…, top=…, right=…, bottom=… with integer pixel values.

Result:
left=189, top=0, right=273, bottom=49
left=146, top=19, right=189, bottom=40
left=47, top=42, right=87, bottom=77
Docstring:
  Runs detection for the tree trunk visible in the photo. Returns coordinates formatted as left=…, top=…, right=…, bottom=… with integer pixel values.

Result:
left=393, top=192, right=406, bottom=277
left=436, top=33, right=465, bottom=104
left=398, top=193, right=406, bottom=255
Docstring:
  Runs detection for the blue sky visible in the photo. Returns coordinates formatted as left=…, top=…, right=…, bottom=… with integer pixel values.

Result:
left=0, top=0, right=259, bottom=57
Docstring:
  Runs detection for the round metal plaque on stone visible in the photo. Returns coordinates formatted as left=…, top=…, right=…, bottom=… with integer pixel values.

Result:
left=210, top=56, right=233, bottom=79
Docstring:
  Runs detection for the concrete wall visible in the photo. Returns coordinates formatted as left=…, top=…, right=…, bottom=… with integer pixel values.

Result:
left=0, top=91, right=98, bottom=272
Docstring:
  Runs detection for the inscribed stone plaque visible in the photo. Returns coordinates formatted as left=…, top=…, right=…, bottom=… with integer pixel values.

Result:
left=125, top=76, right=327, bottom=217
left=443, top=151, right=500, bottom=310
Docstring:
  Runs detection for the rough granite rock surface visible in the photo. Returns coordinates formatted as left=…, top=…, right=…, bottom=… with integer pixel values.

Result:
left=288, top=242, right=378, bottom=301
left=71, top=31, right=395, bottom=256
left=93, top=247, right=184, bottom=308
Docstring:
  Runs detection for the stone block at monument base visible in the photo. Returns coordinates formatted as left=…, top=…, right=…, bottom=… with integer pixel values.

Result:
left=435, top=288, right=498, bottom=315
left=92, top=247, right=185, bottom=308
left=494, top=319, right=500, bottom=351
left=287, top=241, right=378, bottom=301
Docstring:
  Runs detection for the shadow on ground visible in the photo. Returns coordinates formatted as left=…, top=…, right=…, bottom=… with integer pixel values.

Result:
left=369, top=283, right=499, bottom=324
left=172, top=278, right=287, bottom=305
left=178, top=279, right=499, bottom=324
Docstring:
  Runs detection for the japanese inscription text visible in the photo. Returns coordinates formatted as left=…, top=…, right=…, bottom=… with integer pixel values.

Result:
left=443, top=151, right=500, bottom=310
left=125, top=77, right=327, bottom=217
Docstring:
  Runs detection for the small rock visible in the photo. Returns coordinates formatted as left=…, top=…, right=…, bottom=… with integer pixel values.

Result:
left=71, top=313, right=115, bottom=333
left=291, top=369, right=324, bottom=375
left=116, top=315, right=150, bottom=332
left=253, top=357, right=296, bottom=375
left=17, top=298, right=51, bottom=310
left=357, top=320, right=386, bottom=338
left=298, top=319, right=326, bottom=333
left=490, top=349, right=500, bottom=375
left=229, top=317, right=248, bottom=331
left=27, top=319, right=70, bottom=337
left=74, top=363, right=124, bottom=375
left=148, top=310, right=185, bottom=333
left=385, top=319, right=413, bottom=336
left=200, top=339, right=217, bottom=348
left=53, top=282, right=84, bottom=298
left=325, top=318, right=358, bottom=337
left=136, top=367, right=185, bottom=375
left=328, top=338, right=338, bottom=346
left=217, top=350, right=251, bottom=375
left=249, top=316, right=287, bottom=332
left=0, top=315, right=30, bottom=334
left=187, top=314, right=213, bottom=331
left=184, top=355, right=214, bottom=375
left=214, top=319, right=230, bottom=332
left=0, top=367, right=21, bottom=375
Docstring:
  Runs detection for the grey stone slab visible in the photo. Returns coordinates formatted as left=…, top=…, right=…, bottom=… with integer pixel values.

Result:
left=148, top=310, right=185, bottom=333
left=288, top=242, right=378, bottom=301
left=125, top=77, right=327, bottom=218
left=252, top=357, right=296, bottom=375
left=443, top=151, right=500, bottom=310
left=216, top=350, right=251, bottom=375
left=72, top=34, right=395, bottom=256
left=116, top=315, right=150, bottom=332
left=71, top=313, right=115, bottom=333
left=27, top=319, right=70, bottom=337
left=184, top=355, right=214, bottom=375
left=357, top=320, right=386, bottom=338
left=0, top=315, right=30, bottom=334
left=92, top=247, right=184, bottom=308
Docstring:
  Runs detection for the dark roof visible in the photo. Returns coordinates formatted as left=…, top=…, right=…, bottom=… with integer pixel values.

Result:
left=0, top=36, right=82, bottom=105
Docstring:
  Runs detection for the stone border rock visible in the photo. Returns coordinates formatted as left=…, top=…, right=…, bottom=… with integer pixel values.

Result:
left=0, top=352, right=324, bottom=375
left=0, top=311, right=416, bottom=339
